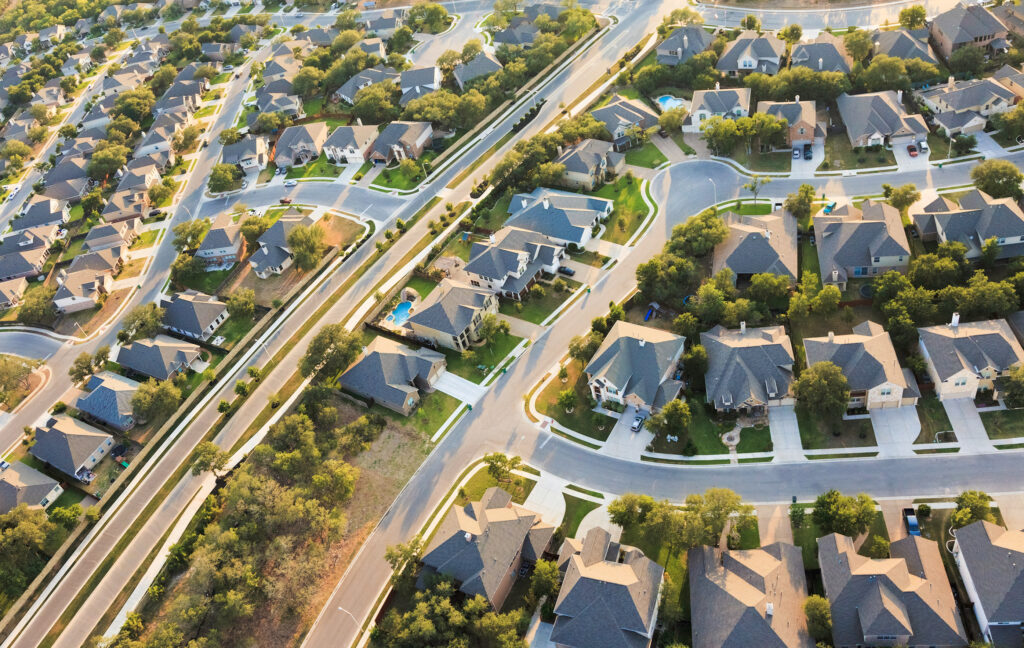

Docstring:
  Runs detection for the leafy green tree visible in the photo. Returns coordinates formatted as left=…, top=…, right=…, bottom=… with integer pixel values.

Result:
left=531, top=559, right=560, bottom=601
left=804, top=595, right=833, bottom=641
left=669, top=209, right=728, bottom=257
left=483, top=452, right=522, bottom=484
left=132, top=379, right=182, bottom=422
left=191, top=441, right=230, bottom=475
left=742, top=175, right=771, bottom=203
left=865, top=535, right=891, bottom=559
left=17, top=287, right=55, bottom=324
left=87, top=143, right=129, bottom=180
left=286, top=224, right=326, bottom=272
left=883, top=182, right=920, bottom=213
left=383, top=537, right=422, bottom=583
left=844, top=29, right=873, bottom=63
left=950, top=45, right=985, bottom=74
left=292, top=65, right=325, bottom=98
left=860, top=54, right=910, bottom=91
left=226, top=289, right=256, bottom=319
left=951, top=490, right=995, bottom=528
left=658, top=106, right=687, bottom=132
left=117, top=303, right=165, bottom=344
left=646, top=399, right=691, bottom=438
left=240, top=215, right=271, bottom=248
left=700, top=115, right=740, bottom=155
left=971, top=158, right=1023, bottom=198
left=208, top=163, right=242, bottom=193
left=69, top=352, right=95, bottom=383
left=172, top=219, right=210, bottom=252
left=608, top=493, right=656, bottom=528
left=300, top=323, right=362, bottom=377
left=899, top=4, right=927, bottom=29
left=784, top=184, right=815, bottom=225
left=812, top=489, right=876, bottom=536
left=794, top=361, right=849, bottom=421
left=170, top=253, right=204, bottom=287
left=779, top=24, right=802, bottom=44
left=219, top=128, right=242, bottom=145
left=568, top=331, right=604, bottom=364
left=749, top=273, right=791, bottom=303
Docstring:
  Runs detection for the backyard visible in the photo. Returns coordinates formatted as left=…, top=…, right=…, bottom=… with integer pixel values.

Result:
left=536, top=361, right=616, bottom=442
left=796, top=409, right=877, bottom=449
left=591, top=175, right=650, bottom=245
left=497, top=279, right=581, bottom=325
left=473, top=193, right=512, bottom=231
left=619, top=520, right=691, bottom=645
left=441, top=330, right=522, bottom=384
left=818, top=135, right=896, bottom=171
left=179, top=266, right=234, bottom=296
left=373, top=390, right=460, bottom=438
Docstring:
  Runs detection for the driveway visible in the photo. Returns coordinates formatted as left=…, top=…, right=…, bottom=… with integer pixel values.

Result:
left=576, top=503, right=621, bottom=541
left=562, top=259, right=603, bottom=284
left=790, top=137, right=823, bottom=179
left=880, top=499, right=913, bottom=542
left=433, top=370, right=489, bottom=405
left=974, top=130, right=1005, bottom=158
left=598, top=405, right=653, bottom=461
left=892, top=141, right=929, bottom=171
left=756, top=504, right=794, bottom=545
left=767, top=405, right=804, bottom=462
left=521, top=473, right=567, bottom=527
left=942, top=398, right=995, bottom=454
left=995, top=493, right=1024, bottom=531
left=869, top=407, right=920, bottom=457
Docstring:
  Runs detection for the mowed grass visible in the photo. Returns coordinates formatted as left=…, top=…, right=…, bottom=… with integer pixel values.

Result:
left=455, top=469, right=535, bottom=506
left=916, top=395, right=955, bottom=444
left=624, top=141, right=667, bottom=168
left=591, top=175, right=650, bottom=245
left=981, top=408, right=1024, bottom=440
left=796, top=409, right=876, bottom=449
left=536, top=361, right=616, bottom=442
left=285, top=153, right=344, bottom=179
left=561, top=493, right=599, bottom=539
left=498, top=279, right=581, bottom=325
left=441, top=331, right=522, bottom=384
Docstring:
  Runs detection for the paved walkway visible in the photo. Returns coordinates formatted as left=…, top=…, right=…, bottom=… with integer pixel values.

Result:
left=576, top=503, right=621, bottom=542
left=869, top=407, right=920, bottom=457
left=756, top=504, right=793, bottom=545
left=995, top=493, right=1024, bottom=531
left=625, top=164, right=658, bottom=181
left=432, top=371, right=488, bottom=405
left=943, top=398, right=995, bottom=454
left=521, top=472, right=568, bottom=527
left=651, top=132, right=689, bottom=164
left=598, top=405, right=653, bottom=460
left=499, top=314, right=544, bottom=340
left=768, top=405, right=804, bottom=463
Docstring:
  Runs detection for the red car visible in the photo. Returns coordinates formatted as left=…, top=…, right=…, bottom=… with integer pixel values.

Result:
left=279, top=197, right=293, bottom=204
left=907, top=143, right=918, bottom=157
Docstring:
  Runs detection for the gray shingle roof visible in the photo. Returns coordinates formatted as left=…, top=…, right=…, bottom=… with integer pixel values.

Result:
left=76, top=370, right=140, bottom=430
left=692, top=87, right=752, bottom=115
left=953, top=520, right=1024, bottom=625
left=116, top=335, right=202, bottom=381
left=555, top=138, right=614, bottom=175
left=504, top=187, right=613, bottom=245
left=814, top=199, right=910, bottom=284
left=716, top=30, right=785, bottom=74
left=160, top=290, right=227, bottom=338
left=921, top=77, right=1015, bottom=112
left=791, top=33, right=851, bottom=73
left=337, top=336, right=444, bottom=411
left=933, top=2, right=1006, bottom=46
left=406, top=279, right=492, bottom=337
left=494, top=22, right=538, bottom=47
left=250, top=211, right=310, bottom=274
left=872, top=28, right=939, bottom=64
left=274, top=122, right=329, bottom=160
left=918, top=318, right=1024, bottom=382
left=805, top=321, right=908, bottom=392
left=221, top=137, right=266, bottom=165
left=335, top=64, right=399, bottom=102
left=12, top=198, right=65, bottom=232
left=453, top=51, right=503, bottom=88
left=464, top=226, right=561, bottom=285
left=197, top=221, right=242, bottom=256
left=657, top=25, right=713, bottom=65
left=713, top=209, right=798, bottom=280
left=30, top=415, right=112, bottom=477
left=591, top=95, right=659, bottom=135
left=585, top=321, right=685, bottom=407
left=927, top=189, right=1024, bottom=258
left=369, top=121, right=432, bottom=160
left=324, top=124, right=378, bottom=152
left=702, top=324, right=794, bottom=410
left=836, top=91, right=928, bottom=144
left=0, top=462, right=59, bottom=514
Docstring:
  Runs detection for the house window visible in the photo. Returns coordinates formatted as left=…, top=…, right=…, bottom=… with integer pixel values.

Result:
left=954, top=377, right=968, bottom=387
left=880, top=388, right=892, bottom=396
left=873, top=256, right=880, bottom=263
left=799, top=127, right=805, bottom=134
left=998, top=237, right=1006, bottom=244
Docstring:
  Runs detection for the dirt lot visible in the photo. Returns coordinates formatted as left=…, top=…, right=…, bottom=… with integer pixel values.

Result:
left=55, top=288, right=133, bottom=337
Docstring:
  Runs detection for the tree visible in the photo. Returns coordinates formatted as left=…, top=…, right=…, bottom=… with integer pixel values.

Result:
left=300, top=323, right=362, bottom=377
left=899, top=4, right=927, bottom=29
left=740, top=14, right=760, bottom=30
left=860, top=54, right=910, bottom=92
left=742, top=175, right=771, bottom=203
left=104, top=27, right=125, bottom=48
left=683, top=345, right=708, bottom=383
left=749, top=273, right=791, bottom=303
left=352, top=81, right=400, bottom=123
left=172, top=219, right=210, bottom=251
left=226, top=289, right=256, bottom=319
left=208, top=163, right=242, bottom=193
left=147, top=182, right=172, bottom=206
left=117, top=303, right=164, bottom=344
left=132, top=379, right=182, bottom=422
left=951, top=490, right=995, bottom=528
left=804, top=595, right=833, bottom=641
left=483, top=452, right=521, bottom=484
left=865, top=535, right=891, bottom=559
left=971, top=158, right=1023, bottom=199
left=311, top=459, right=360, bottom=503
left=669, top=209, right=728, bottom=257
left=779, top=24, right=802, bottom=45
left=1003, top=364, right=1024, bottom=408
left=557, top=388, right=576, bottom=412
left=700, top=115, right=740, bottom=155
left=149, top=64, right=177, bottom=96
left=794, top=361, right=849, bottom=421
left=646, top=399, right=691, bottom=438
left=950, top=45, right=985, bottom=75
left=844, top=29, right=873, bottom=63
left=383, top=538, right=422, bottom=583
left=191, top=441, right=229, bottom=475
left=952, top=133, right=977, bottom=157
left=477, top=312, right=511, bottom=346
left=608, top=493, right=656, bottom=528
left=17, top=287, right=55, bottom=324
left=219, top=128, right=242, bottom=146
left=784, top=184, right=815, bottom=224
left=286, top=224, right=326, bottom=272
left=813, top=284, right=841, bottom=315
left=692, top=282, right=727, bottom=325
left=531, top=559, right=560, bottom=601
left=812, top=489, right=876, bottom=536
left=292, top=65, right=325, bottom=98
left=568, top=331, right=603, bottom=364
left=170, top=253, right=204, bottom=287
left=884, top=182, right=920, bottom=213
left=87, top=144, right=129, bottom=180
left=240, top=215, right=271, bottom=248
left=658, top=106, right=687, bottom=132
left=68, top=352, right=96, bottom=384
left=172, top=124, right=201, bottom=153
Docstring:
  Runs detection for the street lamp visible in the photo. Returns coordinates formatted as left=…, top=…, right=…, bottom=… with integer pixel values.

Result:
left=336, top=606, right=359, bottom=626
left=707, top=177, right=717, bottom=206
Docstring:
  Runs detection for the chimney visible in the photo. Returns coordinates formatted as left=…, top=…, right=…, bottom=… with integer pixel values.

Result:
left=356, top=117, right=363, bottom=126
left=765, top=228, right=771, bottom=241
left=818, top=57, right=823, bottom=70
left=951, top=312, right=960, bottom=328
left=488, top=234, right=496, bottom=244
left=794, top=94, right=800, bottom=103
left=542, top=198, right=550, bottom=210
left=828, top=331, right=835, bottom=343
left=897, top=89, right=903, bottom=102
left=639, top=339, right=646, bottom=347
left=948, top=75, right=955, bottom=89
left=831, top=269, right=839, bottom=282
left=740, top=321, right=746, bottom=334
left=557, top=144, right=563, bottom=156
left=521, top=198, right=529, bottom=210
left=766, top=603, right=774, bottom=617
left=683, top=34, right=688, bottom=50
left=464, top=532, right=473, bottom=542
left=715, top=81, right=720, bottom=90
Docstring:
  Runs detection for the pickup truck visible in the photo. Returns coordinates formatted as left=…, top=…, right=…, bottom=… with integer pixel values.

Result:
left=903, top=507, right=921, bottom=536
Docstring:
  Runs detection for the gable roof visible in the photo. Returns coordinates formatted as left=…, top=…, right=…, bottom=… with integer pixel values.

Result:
left=756, top=99, right=815, bottom=128
left=324, top=124, right=379, bottom=152
left=591, top=94, right=659, bottom=135
left=584, top=321, right=685, bottom=406
left=555, top=138, right=617, bottom=175
left=920, top=77, right=1015, bottom=112
left=926, top=188, right=1024, bottom=258
left=370, top=121, right=432, bottom=158
left=160, top=290, right=226, bottom=337
left=76, top=370, right=140, bottom=430
left=0, top=462, right=59, bottom=514
left=805, top=321, right=908, bottom=392
left=716, top=30, right=786, bottom=74
left=197, top=218, right=242, bottom=255
left=31, top=415, right=111, bottom=477
left=692, top=87, right=752, bottom=115
left=275, top=122, right=329, bottom=156
left=791, top=33, right=852, bottom=73
left=953, top=520, right=1024, bottom=624
left=406, top=279, right=493, bottom=337
left=336, top=64, right=399, bottom=101
left=836, top=91, right=928, bottom=143
left=337, top=337, right=445, bottom=411
left=814, top=199, right=910, bottom=284
left=453, top=50, right=503, bottom=87
left=464, top=226, right=562, bottom=287
left=932, top=2, right=1007, bottom=46
left=221, top=137, right=267, bottom=165
left=702, top=324, right=795, bottom=409
left=657, top=25, right=714, bottom=65
left=918, top=318, right=1024, bottom=381
left=116, top=334, right=202, bottom=380
left=713, top=209, right=798, bottom=280
left=505, top=187, right=613, bottom=245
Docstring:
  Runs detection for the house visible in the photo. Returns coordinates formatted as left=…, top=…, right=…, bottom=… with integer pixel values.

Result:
left=554, top=138, right=624, bottom=190
left=993, top=63, right=1024, bottom=101
left=657, top=25, right=713, bottom=65
left=494, top=19, right=539, bottom=48
left=400, top=66, right=442, bottom=106
left=702, top=323, right=795, bottom=412
left=196, top=216, right=244, bottom=269
left=757, top=99, right=817, bottom=146
left=712, top=209, right=798, bottom=283
left=323, top=125, right=378, bottom=164
left=228, top=23, right=261, bottom=43
left=81, top=95, right=117, bottom=131
left=791, top=32, right=852, bottom=73
left=814, top=200, right=911, bottom=290
left=406, top=279, right=499, bottom=351
left=0, top=112, right=38, bottom=145
left=818, top=532, right=967, bottom=648
left=463, top=227, right=564, bottom=300
left=552, top=527, right=664, bottom=648
left=836, top=90, right=928, bottom=147
left=524, top=2, right=562, bottom=21
left=338, top=337, right=446, bottom=415
left=930, top=2, right=1009, bottom=60
left=453, top=51, right=504, bottom=91
left=0, top=226, right=56, bottom=281
left=98, top=4, right=125, bottom=24
left=805, top=321, right=920, bottom=410
left=0, top=277, right=28, bottom=308
left=420, top=487, right=554, bottom=610
left=153, top=80, right=203, bottom=115
left=716, top=30, right=786, bottom=76
left=200, top=42, right=234, bottom=62
left=918, top=77, right=1016, bottom=136
left=160, top=290, right=228, bottom=341
left=44, top=155, right=91, bottom=201
left=683, top=86, right=752, bottom=133
left=356, top=37, right=386, bottom=58
left=592, top=94, right=660, bottom=149
left=83, top=221, right=139, bottom=253
left=273, top=122, right=329, bottom=168
left=53, top=248, right=124, bottom=313
left=504, top=187, right=613, bottom=248
left=32, top=84, right=67, bottom=112
left=918, top=316, right=1024, bottom=400
left=75, top=371, right=141, bottom=431
left=362, top=9, right=405, bottom=39
left=37, top=24, right=67, bottom=49
left=368, top=121, right=433, bottom=165
left=116, top=335, right=203, bottom=381
left=585, top=321, right=685, bottom=413
left=295, top=27, right=339, bottom=47
left=31, top=415, right=113, bottom=483
left=689, top=543, right=813, bottom=648
left=102, top=188, right=150, bottom=223
left=262, top=57, right=302, bottom=84
left=222, top=137, right=268, bottom=169
left=951, top=520, right=1024, bottom=647
left=12, top=198, right=69, bottom=232
left=136, top=111, right=190, bottom=158
left=75, top=17, right=92, bottom=35
left=333, top=64, right=399, bottom=104
left=871, top=28, right=940, bottom=65
left=0, top=463, right=63, bottom=515
left=910, top=189, right=1024, bottom=259
left=252, top=92, right=304, bottom=123
left=249, top=211, right=315, bottom=278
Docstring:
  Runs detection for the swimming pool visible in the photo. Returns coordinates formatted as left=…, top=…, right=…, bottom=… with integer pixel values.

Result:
left=656, top=95, right=684, bottom=112
left=386, top=300, right=413, bottom=326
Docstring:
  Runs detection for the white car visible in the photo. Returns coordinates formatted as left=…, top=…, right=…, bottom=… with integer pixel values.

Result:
left=284, top=179, right=297, bottom=187
left=630, top=416, right=645, bottom=432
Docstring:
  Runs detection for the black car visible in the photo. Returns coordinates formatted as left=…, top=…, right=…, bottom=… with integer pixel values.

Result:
left=803, top=143, right=813, bottom=160
left=557, top=266, right=576, bottom=277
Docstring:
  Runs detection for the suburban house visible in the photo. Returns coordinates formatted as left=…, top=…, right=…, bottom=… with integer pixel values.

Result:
left=419, top=487, right=554, bottom=609
left=712, top=209, right=798, bottom=283
left=951, top=520, right=1024, bottom=648
left=252, top=92, right=303, bottom=124
left=53, top=248, right=125, bottom=313
left=356, top=37, right=386, bottom=58
left=196, top=217, right=244, bottom=269
left=591, top=94, right=660, bottom=147
left=200, top=42, right=234, bottom=62
left=554, top=138, right=624, bottom=191
left=362, top=9, right=405, bottom=39
left=249, top=211, right=315, bottom=279
left=137, top=110, right=190, bottom=158
left=405, top=279, right=499, bottom=352
left=836, top=90, right=928, bottom=147
left=656, top=25, right=714, bottom=65
left=273, top=122, right=329, bottom=168
left=994, top=63, right=1024, bottom=100
left=689, top=543, right=813, bottom=648
left=0, top=277, right=28, bottom=308
left=791, top=32, right=852, bottom=73
left=31, top=415, right=114, bottom=483
left=504, top=187, right=613, bottom=247
left=337, top=337, right=446, bottom=415
left=262, top=57, right=302, bottom=84
left=552, top=527, right=664, bottom=648
left=918, top=77, right=1016, bottom=136
left=101, top=187, right=150, bottom=224
left=323, top=125, right=379, bottom=164
left=160, top=290, right=229, bottom=342
left=494, top=19, right=538, bottom=48
left=77, top=96, right=115, bottom=134
left=115, top=335, right=203, bottom=381
left=368, top=121, right=433, bottom=165
left=221, top=137, right=268, bottom=169
left=918, top=316, right=1024, bottom=400
left=584, top=321, right=686, bottom=413
left=702, top=323, right=795, bottom=412
left=83, top=221, right=139, bottom=253
left=0, top=462, right=63, bottom=515
left=818, top=533, right=967, bottom=648
left=814, top=200, right=911, bottom=290
left=399, top=66, right=442, bottom=106
left=683, top=86, right=752, bottom=133
left=757, top=99, right=817, bottom=147
left=453, top=51, right=504, bottom=91
left=716, top=30, right=786, bottom=76
left=13, top=197, right=70, bottom=232
left=463, top=226, right=565, bottom=300
left=333, top=65, right=399, bottom=104
left=929, top=2, right=1009, bottom=60
left=910, top=189, right=1024, bottom=259
left=75, top=371, right=141, bottom=431
left=805, top=321, right=921, bottom=410
left=0, top=225, right=57, bottom=281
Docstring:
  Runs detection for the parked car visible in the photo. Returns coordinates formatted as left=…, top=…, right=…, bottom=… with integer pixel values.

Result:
left=630, top=416, right=645, bottom=432
left=275, top=166, right=285, bottom=175
left=907, top=143, right=918, bottom=157
left=1018, top=135, right=1024, bottom=145
left=279, top=197, right=293, bottom=204
left=773, top=201, right=783, bottom=211
left=903, top=507, right=921, bottom=536
left=919, top=139, right=929, bottom=152
left=224, top=64, right=234, bottom=71
left=283, top=179, right=297, bottom=187
left=803, top=143, right=812, bottom=160
left=792, top=147, right=800, bottom=159
left=557, top=266, right=576, bottom=277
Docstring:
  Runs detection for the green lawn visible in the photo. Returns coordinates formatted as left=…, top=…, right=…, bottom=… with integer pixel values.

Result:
left=818, top=135, right=896, bottom=171
left=916, top=395, right=955, bottom=444
left=49, top=488, right=86, bottom=511
left=734, top=519, right=761, bottom=549
left=257, top=164, right=277, bottom=184
left=203, top=89, right=222, bottom=102
left=156, top=179, right=179, bottom=207
left=456, top=470, right=535, bottom=506
left=591, top=175, right=650, bottom=245
left=561, top=493, right=599, bottom=539
left=646, top=399, right=732, bottom=455
left=736, top=425, right=773, bottom=453
left=623, top=142, right=667, bottom=168
left=235, top=105, right=256, bottom=129
left=179, top=266, right=235, bottom=295
left=374, top=389, right=460, bottom=437
left=474, top=193, right=512, bottom=231
left=442, top=331, right=522, bottom=384
left=285, top=153, right=343, bottom=179
left=981, top=408, right=1024, bottom=440
left=214, top=315, right=255, bottom=350
left=371, top=153, right=438, bottom=190
left=570, top=249, right=610, bottom=267
left=619, top=521, right=690, bottom=644
left=796, top=409, right=876, bottom=449
left=798, top=240, right=821, bottom=289
left=670, top=131, right=696, bottom=155
left=303, top=96, right=325, bottom=115
left=729, top=145, right=791, bottom=173
left=194, top=105, right=216, bottom=119
left=536, top=361, right=616, bottom=441
left=498, top=279, right=582, bottom=325
left=404, top=276, right=438, bottom=300
left=69, top=204, right=83, bottom=220
left=130, top=230, right=159, bottom=250
left=60, top=237, right=85, bottom=262
left=440, top=233, right=483, bottom=262
left=211, top=71, right=231, bottom=85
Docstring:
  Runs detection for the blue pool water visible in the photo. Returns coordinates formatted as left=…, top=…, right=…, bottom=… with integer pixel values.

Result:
left=386, top=300, right=413, bottom=326
left=656, top=95, right=684, bottom=112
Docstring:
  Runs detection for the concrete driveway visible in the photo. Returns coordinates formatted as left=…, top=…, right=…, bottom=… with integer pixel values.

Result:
left=756, top=504, right=794, bottom=545
left=433, top=370, right=488, bottom=405
left=869, top=407, right=920, bottom=457
left=790, top=137, right=823, bottom=179
left=995, top=493, right=1024, bottom=531
left=943, top=398, right=995, bottom=454
left=521, top=473, right=567, bottom=527
left=893, top=141, right=930, bottom=171
left=768, top=405, right=804, bottom=462
left=880, top=499, right=913, bottom=542
left=974, top=130, right=1006, bottom=158
left=599, top=405, right=653, bottom=460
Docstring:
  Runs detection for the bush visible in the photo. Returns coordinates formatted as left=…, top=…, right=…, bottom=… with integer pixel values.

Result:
left=917, top=503, right=931, bottom=519
left=52, top=401, right=67, bottom=413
